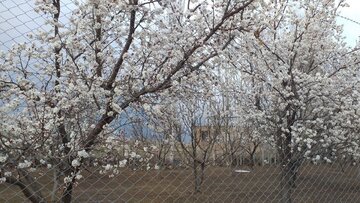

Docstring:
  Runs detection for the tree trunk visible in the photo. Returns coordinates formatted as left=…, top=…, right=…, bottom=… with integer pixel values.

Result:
left=280, top=166, right=293, bottom=203
left=193, top=161, right=200, bottom=193
left=230, top=150, right=237, bottom=167
left=200, top=162, right=205, bottom=186
left=277, top=127, right=294, bottom=203
left=61, top=182, right=74, bottom=203
left=279, top=160, right=300, bottom=203
left=193, top=161, right=205, bottom=193
left=6, top=176, right=46, bottom=203
left=51, top=167, right=60, bottom=202
left=61, top=163, right=76, bottom=203
left=20, top=186, right=46, bottom=203
left=249, top=153, right=255, bottom=168
left=20, top=170, right=46, bottom=203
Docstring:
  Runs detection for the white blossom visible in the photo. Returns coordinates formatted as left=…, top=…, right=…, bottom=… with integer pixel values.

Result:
left=119, top=159, right=127, bottom=168
left=0, top=155, right=8, bottom=163
left=4, top=172, right=11, bottom=177
left=104, top=164, right=112, bottom=171
left=18, top=160, right=32, bottom=169
left=75, top=174, right=83, bottom=180
left=71, top=159, right=81, bottom=167
left=64, top=176, right=72, bottom=184
left=77, top=150, right=89, bottom=158
left=130, top=152, right=137, bottom=158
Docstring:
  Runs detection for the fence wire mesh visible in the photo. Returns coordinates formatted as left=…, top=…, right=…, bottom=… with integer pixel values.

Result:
left=1, top=0, right=360, bottom=203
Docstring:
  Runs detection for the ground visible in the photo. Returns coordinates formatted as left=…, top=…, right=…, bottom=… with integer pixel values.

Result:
left=1, top=164, right=360, bottom=202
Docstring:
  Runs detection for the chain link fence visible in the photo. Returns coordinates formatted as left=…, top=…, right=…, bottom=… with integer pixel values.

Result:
left=1, top=0, right=360, bottom=202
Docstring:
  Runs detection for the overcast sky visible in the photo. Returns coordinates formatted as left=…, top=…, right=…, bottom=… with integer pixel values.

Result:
left=338, top=0, right=360, bottom=46
left=0, top=0, right=359, bottom=50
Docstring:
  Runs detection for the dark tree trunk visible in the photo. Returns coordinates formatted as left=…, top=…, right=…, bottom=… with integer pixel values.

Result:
left=193, top=161, right=200, bottom=193
left=6, top=176, right=46, bottom=203
left=280, top=159, right=302, bottom=203
left=277, top=127, right=294, bottom=203
left=61, top=162, right=77, bottom=203
left=61, top=182, right=74, bottom=203
left=193, top=161, right=205, bottom=193
left=280, top=166, right=293, bottom=203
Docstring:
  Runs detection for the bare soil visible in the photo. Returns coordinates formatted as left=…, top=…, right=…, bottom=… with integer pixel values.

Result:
left=1, top=164, right=360, bottom=202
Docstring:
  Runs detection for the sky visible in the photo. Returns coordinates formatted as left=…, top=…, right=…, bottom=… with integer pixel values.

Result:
left=337, top=0, right=360, bottom=46
left=0, top=0, right=359, bottom=50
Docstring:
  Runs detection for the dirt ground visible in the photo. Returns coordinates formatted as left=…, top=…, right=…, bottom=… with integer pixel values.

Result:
left=1, top=164, right=360, bottom=203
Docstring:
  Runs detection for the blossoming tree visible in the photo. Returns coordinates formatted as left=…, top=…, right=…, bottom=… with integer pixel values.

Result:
left=227, top=0, right=360, bottom=202
left=0, top=0, right=255, bottom=202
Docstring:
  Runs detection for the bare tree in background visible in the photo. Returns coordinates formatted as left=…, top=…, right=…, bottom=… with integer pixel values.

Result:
left=173, top=98, right=222, bottom=193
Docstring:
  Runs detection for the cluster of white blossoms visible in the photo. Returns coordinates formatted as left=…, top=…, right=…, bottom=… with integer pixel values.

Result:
left=18, top=160, right=32, bottom=169
left=0, top=154, right=7, bottom=163
left=77, top=150, right=89, bottom=158
left=98, top=137, right=161, bottom=175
